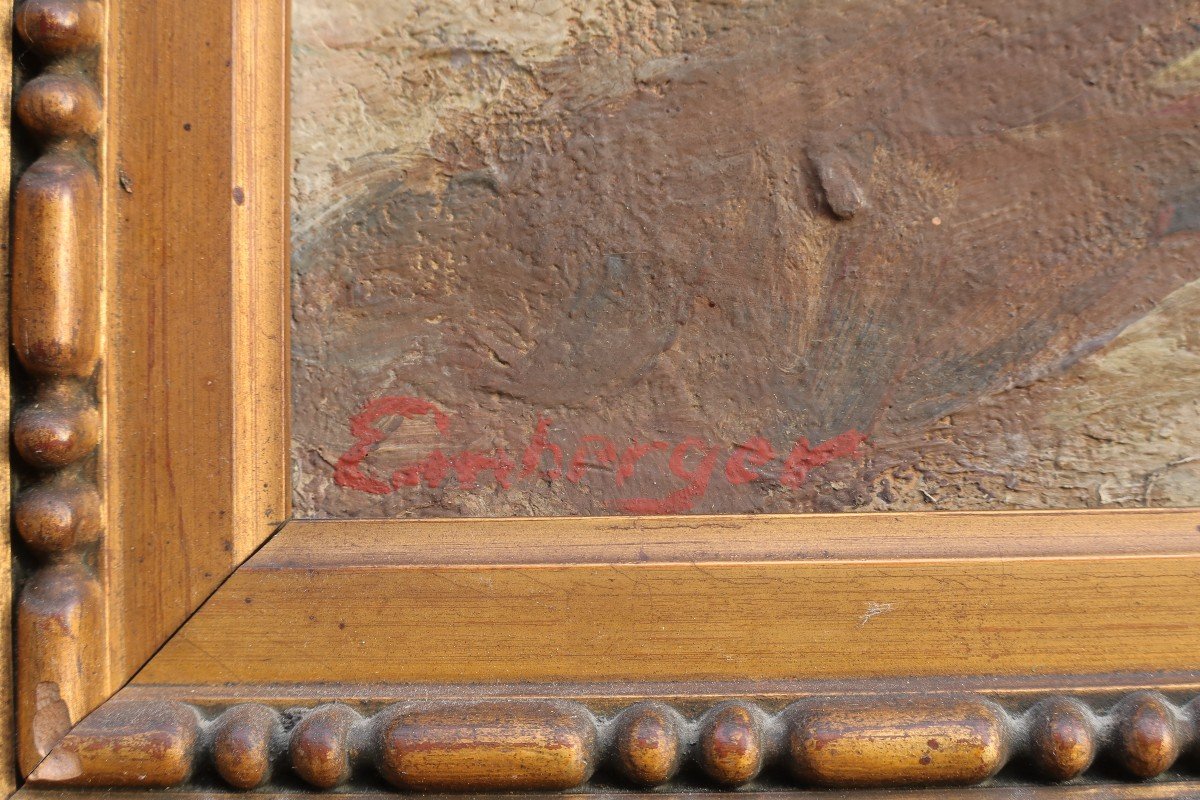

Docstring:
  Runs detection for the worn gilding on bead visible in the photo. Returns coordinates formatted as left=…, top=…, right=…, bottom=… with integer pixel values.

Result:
left=11, top=0, right=108, bottom=778
left=1110, top=692, right=1183, bottom=779
left=212, top=704, right=279, bottom=789
left=27, top=701, right=198, bottom=787
left=14, top=482, right=101, bottom=554
left=16, top=562, right=104, bottom=771
left=696, top=701, right=767, bottom=786
left=786, top=696, right=1011, bottom=788
left=24, top=692, right=1200, bottom=792
left=289, top=703, right=361, bottom=789
left=610, top=701, right=684, bottom=787
left=12, top=153, right=101, bottom=378
left=16, top=73, right=103, bottom=140
left=15, top=0, right=104, bottom=56
left=1025, top=697, right=1096, bottom=783
left=13, top=400, right=99, bottom=469
left=378, top=701, right=596, bottom=792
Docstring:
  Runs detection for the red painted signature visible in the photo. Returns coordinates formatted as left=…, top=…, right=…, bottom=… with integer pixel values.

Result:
left=334, top=396, right=867, bottom=513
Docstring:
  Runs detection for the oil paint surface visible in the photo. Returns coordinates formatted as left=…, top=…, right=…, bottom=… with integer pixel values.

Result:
left=292, top=0, right=1200, bottom=517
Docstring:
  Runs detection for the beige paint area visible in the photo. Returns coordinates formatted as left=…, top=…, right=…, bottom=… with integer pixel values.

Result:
left=1028, top=277, right=1200, bottom=507
left=869, top=278, right=1200, bottom=510
left=292, top=0, right=750, bottom=242
left=880, top=41, right=1200, bottom=511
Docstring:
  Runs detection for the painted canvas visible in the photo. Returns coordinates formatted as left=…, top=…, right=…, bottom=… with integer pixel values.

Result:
left=292, top=0, right=1200, bottom=518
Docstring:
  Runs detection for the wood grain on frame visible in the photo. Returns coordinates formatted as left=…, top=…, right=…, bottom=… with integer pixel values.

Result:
left=6, top=0, right=287, bottom=777
left=136, top=511, right=1200, bottom=686
left=103, top=0, right=288, bottom=694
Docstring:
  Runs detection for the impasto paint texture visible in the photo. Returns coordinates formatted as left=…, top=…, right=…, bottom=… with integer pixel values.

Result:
left=292, top=0, right=1200, bottom=517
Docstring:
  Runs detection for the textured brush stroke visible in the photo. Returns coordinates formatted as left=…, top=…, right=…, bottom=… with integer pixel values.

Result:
left=292, top=0, right=1200, bottom=517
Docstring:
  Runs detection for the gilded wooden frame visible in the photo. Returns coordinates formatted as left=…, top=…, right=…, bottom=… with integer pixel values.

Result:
left=6, top=0, right=1200, bottom=797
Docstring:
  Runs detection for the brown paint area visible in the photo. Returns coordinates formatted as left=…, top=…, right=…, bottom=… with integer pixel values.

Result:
left=293, top=0, right=1200, bottom=517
